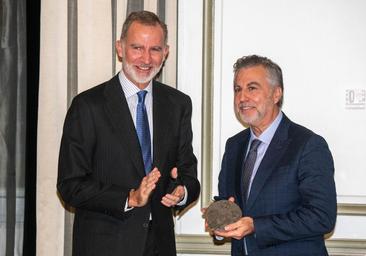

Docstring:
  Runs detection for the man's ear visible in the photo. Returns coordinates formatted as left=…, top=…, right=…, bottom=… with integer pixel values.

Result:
left=273, top=86, right=282, bottom=105
left=163, top=45, right=170, bottom=61
left=115, top=40, right=123, bottom=61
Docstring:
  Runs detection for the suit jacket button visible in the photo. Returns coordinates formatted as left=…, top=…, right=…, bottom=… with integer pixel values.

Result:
left=143, top=223, right=149, bottom=228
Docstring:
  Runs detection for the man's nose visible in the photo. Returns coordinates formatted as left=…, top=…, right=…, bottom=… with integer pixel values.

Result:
left=141, top=50, right=152, bottom=64
left=237, top=90, right=247, bottom=102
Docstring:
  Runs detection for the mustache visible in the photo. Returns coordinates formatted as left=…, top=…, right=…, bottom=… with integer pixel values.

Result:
left=238, top=102, right=255, bottom=110
left=137, top=64, right=153, bottom=68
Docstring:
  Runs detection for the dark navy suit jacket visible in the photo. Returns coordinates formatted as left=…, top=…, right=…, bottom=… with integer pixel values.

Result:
left=217, top=113, right=336, bottom=256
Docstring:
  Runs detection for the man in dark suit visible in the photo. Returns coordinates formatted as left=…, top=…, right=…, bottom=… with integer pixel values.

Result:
left=57, top=11, right=200, bottom=256
left=211, top=55, right=336, bottom=255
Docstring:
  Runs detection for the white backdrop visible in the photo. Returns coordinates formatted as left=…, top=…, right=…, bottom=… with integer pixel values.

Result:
left=212, top=0, right=366, bottom=198
left=175, top=0, right=205, bottom=235
left=177, top=0, right=366, bottom=250
left=211, top=0, right=366, bottom=240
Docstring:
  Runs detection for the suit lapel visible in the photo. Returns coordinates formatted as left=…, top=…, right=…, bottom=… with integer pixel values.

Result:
left=236, top=131, right=250, bottom=210
left=103, top=76, right=145, bottom=177
left=246, top=116, right=292, bottom=210
left=152, top=82, right=173, bottom=170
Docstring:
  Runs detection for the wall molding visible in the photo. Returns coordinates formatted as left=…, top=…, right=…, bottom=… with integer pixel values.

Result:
left=326, top=239, right=366, bottom=256
left=337, top=203, right=366, bottom=216
left=176, top=235, right=366, bottom=255
left=176, top=235, right=230, bottom=255
left=201, top=0, right=214, bottom=209
left=65, top=1, right=78, bottom=256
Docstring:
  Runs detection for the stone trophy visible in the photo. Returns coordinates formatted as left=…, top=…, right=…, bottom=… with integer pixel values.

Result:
left=204, top=200, right=242, bottom=231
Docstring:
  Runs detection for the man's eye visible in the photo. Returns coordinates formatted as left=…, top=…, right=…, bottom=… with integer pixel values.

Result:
left=151, top=47, right=162, bottom=52
left=234, top=86, right=241, bottom=93
left=248, top=86, right=256, bottom=91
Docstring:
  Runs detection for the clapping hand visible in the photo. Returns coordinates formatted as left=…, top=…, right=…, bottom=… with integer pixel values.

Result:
left=128, top=167, right=161, bottom=207
left=161, top=167, right=185, bottom=207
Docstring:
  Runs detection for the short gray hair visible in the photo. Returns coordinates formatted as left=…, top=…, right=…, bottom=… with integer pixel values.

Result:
left=120, top=11, right=168, bottom=45
left=233, top=55, right=284, bottom=108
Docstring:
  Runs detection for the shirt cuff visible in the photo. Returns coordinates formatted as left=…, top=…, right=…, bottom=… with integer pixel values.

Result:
left=124, top=197, right=134, bottom=212
left=215, top=235, right=224, bottom=241
left=176, top=186, right=188, bottom=206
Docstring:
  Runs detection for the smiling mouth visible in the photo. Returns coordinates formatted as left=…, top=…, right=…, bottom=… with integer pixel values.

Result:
left=136, top=65, right=152, bottom=71
left=239, top=105, right=255, bottom=111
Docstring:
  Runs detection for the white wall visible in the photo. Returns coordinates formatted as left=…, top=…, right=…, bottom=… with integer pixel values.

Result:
left=177, top=0, right=366, bottom=254
left=37, top=1, right=68, bottom=255
left=213, top=0, right=366, bottom=199
left=175, top=0, right=205, bottom=235
left=212, top=0, right=366, bottom=240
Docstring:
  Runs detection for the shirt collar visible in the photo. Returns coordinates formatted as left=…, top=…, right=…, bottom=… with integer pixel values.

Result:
left=250, top=111, right=283, bottom=146
left=118, top=70, right=153, bottom=98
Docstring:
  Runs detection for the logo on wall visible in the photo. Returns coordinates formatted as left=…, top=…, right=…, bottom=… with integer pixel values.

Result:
left=345, top=89, right=365, bottom=109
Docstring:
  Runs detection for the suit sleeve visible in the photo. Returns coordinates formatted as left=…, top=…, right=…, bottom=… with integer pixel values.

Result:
left=253, top=135, right=337, bottom=248
left=217, top=139, right=236, bottom=201
left=57, top=96, right=131, bottom=220
left=175, top=96, right=200, bottom=208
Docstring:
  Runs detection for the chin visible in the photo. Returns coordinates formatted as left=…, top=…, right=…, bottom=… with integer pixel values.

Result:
left=240, top=115, right=260, bottom=126
left=131, top=73, right=154, bottom=84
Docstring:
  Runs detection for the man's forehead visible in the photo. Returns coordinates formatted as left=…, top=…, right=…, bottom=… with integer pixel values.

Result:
left=235, top=66, right=268, bottom=79
left=127, top=21, right=162, bottom=33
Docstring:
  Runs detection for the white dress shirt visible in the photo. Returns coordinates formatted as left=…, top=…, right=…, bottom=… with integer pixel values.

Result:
left=119, top=71, right=154, bottom=156
left=118, top=71, right=187, bottom=211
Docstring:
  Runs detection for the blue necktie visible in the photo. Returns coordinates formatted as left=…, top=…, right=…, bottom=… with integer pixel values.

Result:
left=242, top=139, right=261, bottom=201
left=136, top=90, right=152, bottom=174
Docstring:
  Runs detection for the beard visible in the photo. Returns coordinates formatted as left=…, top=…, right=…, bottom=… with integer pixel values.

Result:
left=235, top=97, right=274, bottom=127
left=236, top=104, right=264, bottom=126
left=122, top=59, right=164, bottom=85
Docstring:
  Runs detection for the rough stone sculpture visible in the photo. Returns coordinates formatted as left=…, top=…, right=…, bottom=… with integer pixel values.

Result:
left=205, top=200, right=242, bottom=230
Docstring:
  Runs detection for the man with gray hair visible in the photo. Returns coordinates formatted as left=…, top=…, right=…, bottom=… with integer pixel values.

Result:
left=211, top=55, right=336, bottom=255
left=57, top=11, right=200, bottom=256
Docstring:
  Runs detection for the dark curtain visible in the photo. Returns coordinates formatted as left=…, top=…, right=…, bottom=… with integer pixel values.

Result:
left=0, top=0, right=26, bottom=255
left=23, top=0, right=39, bottom=255
left=0, top=0, right=38, bottom=255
